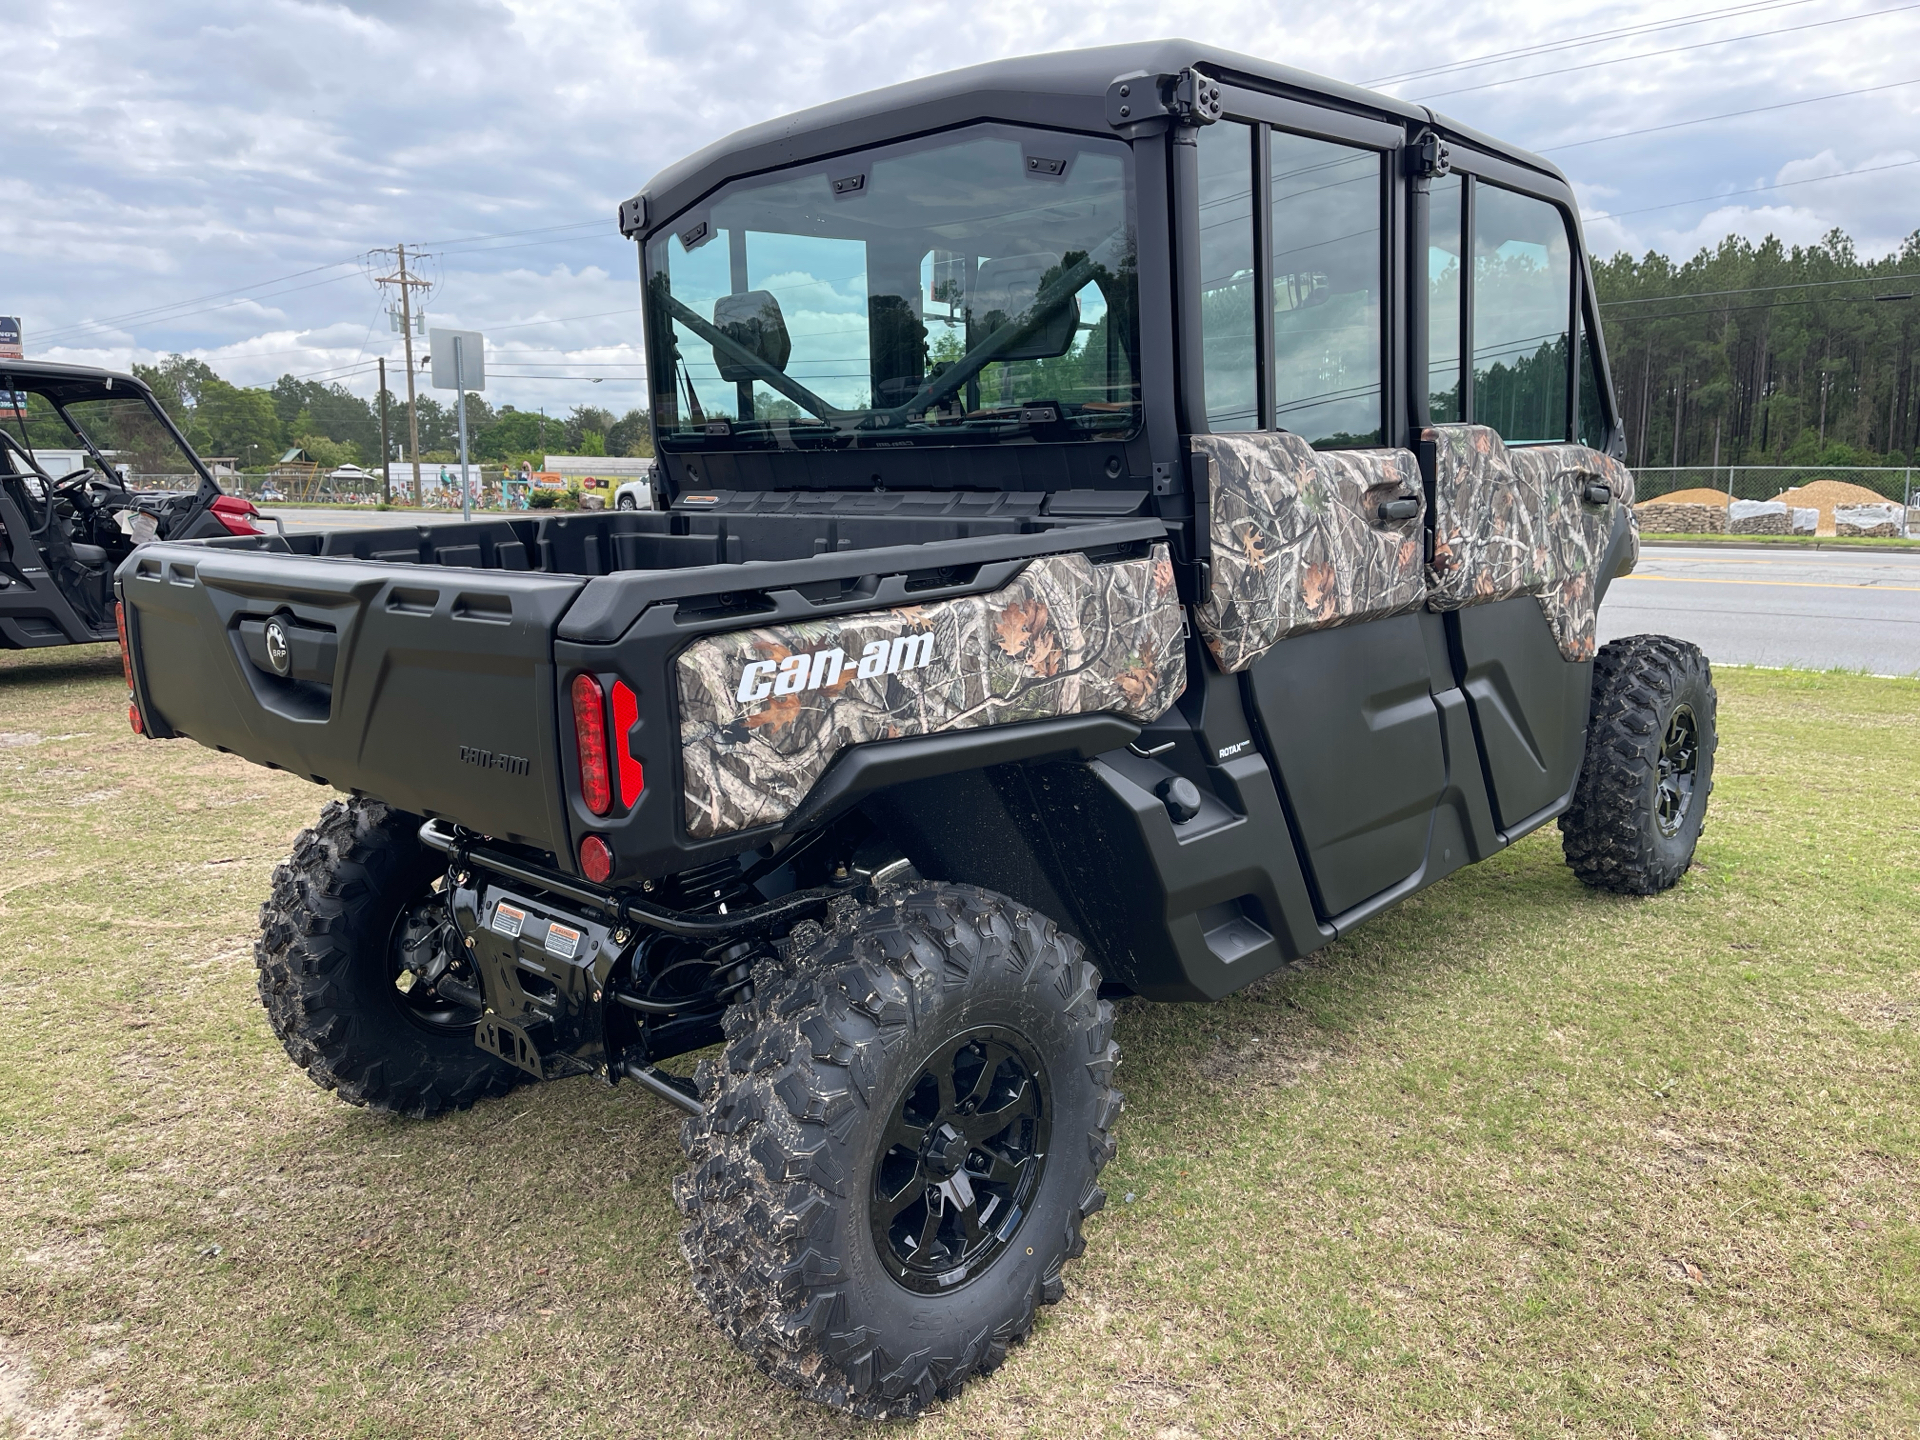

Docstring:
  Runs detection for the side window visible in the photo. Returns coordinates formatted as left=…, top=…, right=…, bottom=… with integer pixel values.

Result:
left=1270, top=131, right=1383, bottom=447
left=1197, top=121, right=1258, bottom=431
left=1427, top=173, right=1464, bottom=423
left=1577, top=302, right=1610, bottom=448
left=1471, top=184, right=1572, bottom=442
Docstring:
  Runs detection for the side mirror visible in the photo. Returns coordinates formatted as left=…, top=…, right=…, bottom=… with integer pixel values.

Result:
left=967, top=253, right=1082, bottom=361
left=712, top=290, right=792, bottom=381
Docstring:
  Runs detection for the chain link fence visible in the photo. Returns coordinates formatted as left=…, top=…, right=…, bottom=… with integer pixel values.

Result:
left=138, top=467, right=626, bottom=512
left=1634, top=465, right=1916, bottom=506
left=1633, top=465, right=1918, bottom=537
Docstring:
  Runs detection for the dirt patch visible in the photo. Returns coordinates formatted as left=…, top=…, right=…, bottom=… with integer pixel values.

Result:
left=0, top=1337, right=125, bottom=1440
left=1768, top=479, right=1901, bottom=536
left=1830, top=990, right=1918, bottom=1031
left=1645, top=488, right=1732, bottom=508
left=1195, top=1026, right=1342, bottom=1091
left=12, top=1235, right=105, bottom=1276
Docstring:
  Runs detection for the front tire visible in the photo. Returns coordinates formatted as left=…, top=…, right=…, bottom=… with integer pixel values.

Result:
left=676, top=883, right=1120, bottom=1418
left=616, top=493, right=638, bottom=510
left=1560, top=634, right=1717, bottom=894
left=255, top=798, right=522, bottom=1117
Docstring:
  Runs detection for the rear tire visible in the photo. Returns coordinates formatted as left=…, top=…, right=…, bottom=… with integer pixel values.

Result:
left=1560, top=634, right=1717, bottom=894
left=676, top=883, right=1120, bottom=1418
left=255, top=798, right=522, bottom=1117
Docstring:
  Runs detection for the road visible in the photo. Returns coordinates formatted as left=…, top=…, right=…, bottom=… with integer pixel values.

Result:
left=1599, top=544, right=1920, bottom=676
left=259, top=511, right=1920, bottom=677
left=259, top=507, right=485, bottom=533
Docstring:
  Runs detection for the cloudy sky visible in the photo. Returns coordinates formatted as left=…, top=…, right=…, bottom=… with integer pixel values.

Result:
left=5, top=0, right=1916, bottom=415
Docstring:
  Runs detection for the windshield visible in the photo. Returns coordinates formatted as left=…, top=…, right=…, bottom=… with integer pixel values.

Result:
left=0, top=383, right=203, bottom=489
left=645, top=123, right=1139, bottom=453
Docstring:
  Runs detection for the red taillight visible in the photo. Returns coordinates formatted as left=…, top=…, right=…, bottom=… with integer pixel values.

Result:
left=579, top=834, right=613, bottom=883
left=128, top=703, right=143, bottom=735
left=610, top=680, right=644, bottom=807
left=115, top=601, right=134, bottom=690
left=571, top=672, right=612, bottom=816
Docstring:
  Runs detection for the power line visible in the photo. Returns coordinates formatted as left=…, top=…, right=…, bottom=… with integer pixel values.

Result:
left=1413, top=3, right=1920, bottom=102
left=1600, top=271, right=1920, bottom=305
left=27, top=257, right=363, bottom=343
left=28, top=22, right=1913, bottom=358
left=413, top=218, right=609, bottom=248
left=434, top=230, right=626, bottom=260
left=484, top=307, right=641, bottom=333
left=1586, top=157, right=1920, bottom=219
left=1541, top=78, right=1920, bottom=152
left=1364, top=0, right=1821, bottom=86
left=34, top=267, right=368, bottom=347
left=1597, top=292, right=1915, bottom=321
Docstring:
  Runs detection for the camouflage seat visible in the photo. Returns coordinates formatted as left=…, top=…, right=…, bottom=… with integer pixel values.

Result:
left=1425, top=425, right=1635, bottom=662
left=1188, top=432, right=1425, bottom=674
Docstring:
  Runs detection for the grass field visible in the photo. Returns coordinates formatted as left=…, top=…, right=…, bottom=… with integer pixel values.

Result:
left=1, top=646, right=1915, bottom=1438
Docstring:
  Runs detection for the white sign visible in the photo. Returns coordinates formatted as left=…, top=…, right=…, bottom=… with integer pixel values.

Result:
left=429, top=328, right=484, bottom=392
left=0, top=316, right=20, bottom=360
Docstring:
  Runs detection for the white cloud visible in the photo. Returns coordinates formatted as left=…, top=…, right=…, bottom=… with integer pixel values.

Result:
left=5, top=0, right=1917, bottom=410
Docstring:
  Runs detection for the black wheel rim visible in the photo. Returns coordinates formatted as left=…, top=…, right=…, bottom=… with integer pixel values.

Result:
left=870, top=1026, right=1050, bottom=1294
left=386, top=878, right=484, bottom=1033
left=1656, top=703, right=1700, bottom=838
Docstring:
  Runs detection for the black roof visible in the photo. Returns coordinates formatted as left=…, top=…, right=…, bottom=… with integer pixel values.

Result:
left=637, top=39, right=1567, bottom=232
left=0, top=357, right=162, bottom=408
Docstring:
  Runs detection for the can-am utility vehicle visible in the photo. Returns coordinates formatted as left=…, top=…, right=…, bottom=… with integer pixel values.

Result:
left=116, top=41, right=1715, bottom=1418
left=2, top=360, right=261, bottom=649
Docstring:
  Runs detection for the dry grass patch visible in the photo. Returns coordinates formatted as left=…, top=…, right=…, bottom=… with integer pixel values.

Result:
left=1, top=645, right=1916, bottom=1437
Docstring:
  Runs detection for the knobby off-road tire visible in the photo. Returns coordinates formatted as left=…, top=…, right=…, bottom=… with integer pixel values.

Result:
left=676, top=882, right=1120, bottom=1419
left=255, top=797, right=522, bottom=1118
left=1560, top=634, right=1717, bottom=894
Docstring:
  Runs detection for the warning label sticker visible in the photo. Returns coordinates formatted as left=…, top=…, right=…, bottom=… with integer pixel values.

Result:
left=544, top=923, right=581, bottom=961
left=491, top=903, right=526, bottom=938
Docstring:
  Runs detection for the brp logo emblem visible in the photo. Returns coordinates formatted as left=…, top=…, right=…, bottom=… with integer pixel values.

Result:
left=263, top=617, right=292, bottom=676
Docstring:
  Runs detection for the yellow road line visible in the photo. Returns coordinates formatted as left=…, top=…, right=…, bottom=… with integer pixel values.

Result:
left=1619, top=574, right=1920, bottom=593
left=1639, top=555, right=1920, bottom=565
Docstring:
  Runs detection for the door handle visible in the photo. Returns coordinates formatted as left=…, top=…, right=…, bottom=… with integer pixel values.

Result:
left=1375, top=497, right=1420, bottom=523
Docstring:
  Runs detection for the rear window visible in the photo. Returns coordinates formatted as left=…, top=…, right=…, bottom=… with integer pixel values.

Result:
left=645, top=124, right=1140, bottom=455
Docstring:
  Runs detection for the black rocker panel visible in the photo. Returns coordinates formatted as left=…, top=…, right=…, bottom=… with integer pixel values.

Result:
left=1454, top=598, right=1593, bottom=831
left=1249, top=614, right=1447, bottom=918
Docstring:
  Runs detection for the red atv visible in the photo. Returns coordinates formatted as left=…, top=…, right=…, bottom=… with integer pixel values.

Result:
left=1, top=359, right=261, bottom=649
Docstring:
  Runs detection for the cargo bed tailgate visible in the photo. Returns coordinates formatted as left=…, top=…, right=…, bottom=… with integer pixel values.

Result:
left=121, top=545, right=583, bottom=851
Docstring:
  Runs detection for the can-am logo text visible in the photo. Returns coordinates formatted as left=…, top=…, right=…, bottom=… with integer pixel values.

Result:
left=736, top=633, right=935, bottom=704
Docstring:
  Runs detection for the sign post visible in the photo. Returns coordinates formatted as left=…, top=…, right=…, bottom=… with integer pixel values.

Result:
left=430, top=328, right=484, bottom=520
left=0, top=318, right=24, bottom=419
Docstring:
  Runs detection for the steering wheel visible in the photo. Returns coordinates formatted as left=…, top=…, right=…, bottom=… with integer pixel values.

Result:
left=52, top=470, right=118, bottom=512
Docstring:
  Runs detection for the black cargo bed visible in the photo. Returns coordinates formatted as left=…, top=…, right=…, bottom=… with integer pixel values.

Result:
left=120, top=501, right=1163, bottom=865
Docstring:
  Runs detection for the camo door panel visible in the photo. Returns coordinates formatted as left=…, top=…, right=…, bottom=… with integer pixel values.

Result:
left=1189, top=432, right=1426, bottom=673
left=676, top=544, right=1185, bottom=839
left=1425, top=424, right=1636, bottom=661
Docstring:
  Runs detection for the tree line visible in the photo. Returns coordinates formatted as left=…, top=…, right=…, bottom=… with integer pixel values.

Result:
left=1593, top=227, right=1920, bottom=471
left=131, top=354, right=651, bottom=471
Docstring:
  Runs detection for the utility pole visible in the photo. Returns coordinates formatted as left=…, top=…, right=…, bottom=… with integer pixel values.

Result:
left=371, top=243, right=431, bottom=504
left=454, top=334, right=473, bottom=523
left=377, top=357, right=392, bottom=504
